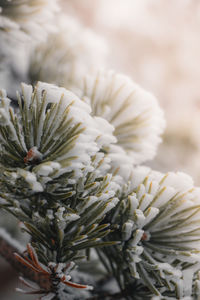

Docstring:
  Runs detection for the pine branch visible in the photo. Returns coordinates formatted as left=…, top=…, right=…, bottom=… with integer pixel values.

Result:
left=0, top=228, right=51, bottom=291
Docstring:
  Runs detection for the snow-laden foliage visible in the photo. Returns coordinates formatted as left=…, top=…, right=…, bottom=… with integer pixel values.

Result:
left=102, top=168, right=200, bottom=298
left=0, top=82, right=120, bottom=296
left=0, top=0, right=59, bottom=41
left=29, top=15, right=108, bottom=89
left=0, top=0, right=59, bottom=98
left=0, top=1, right=200, bottom=299
left=74, top=70, right=165, bottom=166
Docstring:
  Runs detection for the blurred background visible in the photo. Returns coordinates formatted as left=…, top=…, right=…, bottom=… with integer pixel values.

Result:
left=65, top=0, right=200, bottom=185
left=1, top=0, right=200, bottom=299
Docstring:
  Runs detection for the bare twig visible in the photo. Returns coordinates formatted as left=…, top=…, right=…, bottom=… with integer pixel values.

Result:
left=0, top=228, right=51, bottom=291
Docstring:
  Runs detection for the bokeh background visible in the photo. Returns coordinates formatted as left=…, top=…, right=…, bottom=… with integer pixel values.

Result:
left=65, top=0, right=200, bottom=185
left=1, top=0, right=200, bottom=298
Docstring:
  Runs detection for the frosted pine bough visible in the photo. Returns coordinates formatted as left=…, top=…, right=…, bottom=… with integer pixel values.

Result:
left=0, top=82, right=120, bottom=298
left=0, top=1, right=200, bottom=300
left=74, top=70, right=165, bottom=174
left=0, top=81, right=200, bottom=299
left=30, top=15, right=108, bottom=89
left=0, top=0, right=59, bottom=98
left=0, top=0, right=59, bottom=41
left=101, top=168, right=200, bottom=299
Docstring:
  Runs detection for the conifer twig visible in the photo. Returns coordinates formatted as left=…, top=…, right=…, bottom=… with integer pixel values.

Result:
left=0, top=228, right=51, bottom=291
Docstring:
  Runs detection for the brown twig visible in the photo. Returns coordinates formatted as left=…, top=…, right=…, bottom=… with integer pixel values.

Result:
left=0, top=260, right=18, bottom=292
left=0, top=230, right=51, bottom=291
left=0, top=230, right=130, bottom=299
